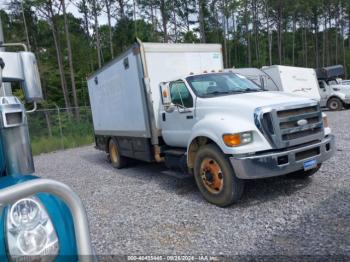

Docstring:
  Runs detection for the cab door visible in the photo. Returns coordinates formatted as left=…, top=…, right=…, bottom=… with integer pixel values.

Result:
left=160, top=80, right=196, bottom=147
left=318, top=80, right=331, bottom=107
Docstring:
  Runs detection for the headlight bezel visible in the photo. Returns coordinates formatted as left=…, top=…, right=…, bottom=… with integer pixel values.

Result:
left=5, top=196, right=60, bottom=260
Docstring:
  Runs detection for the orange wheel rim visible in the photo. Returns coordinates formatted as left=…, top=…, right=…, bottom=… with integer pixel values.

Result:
left=200, top=158, right=224, bottom=194
left=109, top=143, right=119, bottom=163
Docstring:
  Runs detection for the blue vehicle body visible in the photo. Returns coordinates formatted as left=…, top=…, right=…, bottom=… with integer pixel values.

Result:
left=0, top=175, right=78, bottom=261
left=0, top=48, right=88, bottom=261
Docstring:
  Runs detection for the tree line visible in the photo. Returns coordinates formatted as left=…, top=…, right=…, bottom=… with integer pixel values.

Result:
left=1, top=0, right=350, bottom=112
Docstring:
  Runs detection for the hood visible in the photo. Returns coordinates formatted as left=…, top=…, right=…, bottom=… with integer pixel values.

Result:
left=330, top=85, right=350, bottom=96
left=196, top=91, right=317, bottom=111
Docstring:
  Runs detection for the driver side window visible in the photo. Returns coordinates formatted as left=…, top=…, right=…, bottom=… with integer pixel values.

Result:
left=319, top=81, right=325, bottom=89
left=170, top=81, right=193, bottom=108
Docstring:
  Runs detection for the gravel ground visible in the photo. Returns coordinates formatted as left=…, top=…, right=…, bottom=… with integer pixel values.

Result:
left=34, top=110, right=350, bottom=257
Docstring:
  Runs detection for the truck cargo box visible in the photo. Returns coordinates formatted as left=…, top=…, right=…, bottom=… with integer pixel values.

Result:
left=87, top=40, right=223, bottom=144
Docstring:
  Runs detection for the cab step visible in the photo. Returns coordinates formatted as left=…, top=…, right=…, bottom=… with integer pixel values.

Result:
left=163, top=148, right=188, bottom=173
left=161, top=170, right=192, bottom=179
left=163, top=148, right=186, bottom=156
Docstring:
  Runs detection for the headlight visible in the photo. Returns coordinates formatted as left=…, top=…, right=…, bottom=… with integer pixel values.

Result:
left=6, top=196, right=59, bottom=261
left=223, top=131, right=253, bottom=147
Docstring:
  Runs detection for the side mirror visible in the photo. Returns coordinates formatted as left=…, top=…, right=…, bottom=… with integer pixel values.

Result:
left=160, top=83, right=177, bottom=113
left=0, top=51, right=43, bottom=102
left=0, top=57, right=4, bottom=86
left=160, top=82, right=171, bottom=105
left=259, top=76, right=265, bottom=90
left=19, top=52, right=43, bottom=102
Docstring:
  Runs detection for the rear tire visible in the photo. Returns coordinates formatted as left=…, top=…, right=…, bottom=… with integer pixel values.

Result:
left=327, top=97, right=343, bottom=111
left=193, top=144, right=244, bottom=207
left=108, top=138, right=127, bottom=169
left=287, top=164, right=322, bottom=179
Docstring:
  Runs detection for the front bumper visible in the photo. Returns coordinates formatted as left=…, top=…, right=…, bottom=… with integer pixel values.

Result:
left=230, top=135, right=335, bottom=179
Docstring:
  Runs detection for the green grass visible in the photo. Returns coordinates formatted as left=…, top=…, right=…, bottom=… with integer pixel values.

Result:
left=31, top=134, right=94, bottom=155
left=28, top=109, right=95, bottom=155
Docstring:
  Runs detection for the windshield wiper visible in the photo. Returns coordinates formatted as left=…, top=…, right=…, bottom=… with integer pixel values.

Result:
left=242, top=88, right=262, bottom=92
left=205, top=89, right=260, bottom=97
left=206, top=91, right=230, bottom=96
left=225, top=88, right=260, bottom=93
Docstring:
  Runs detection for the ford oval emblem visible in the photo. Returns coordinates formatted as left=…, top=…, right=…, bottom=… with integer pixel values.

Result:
left=297, top=119, right=308, bottom=126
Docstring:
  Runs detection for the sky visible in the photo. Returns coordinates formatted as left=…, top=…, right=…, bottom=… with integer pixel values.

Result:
left=0, top=0, right=110, bottom=25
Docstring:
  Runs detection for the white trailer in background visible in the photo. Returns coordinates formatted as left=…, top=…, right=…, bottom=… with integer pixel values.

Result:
left=227, top=65, right=321, bottom=102
left=261, top=65, right=321, bottom=101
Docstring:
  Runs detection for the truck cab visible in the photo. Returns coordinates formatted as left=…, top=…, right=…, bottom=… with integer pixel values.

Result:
left=0, top=45, right=92, bottom=261
left=158, top=71, right=334, bottom=205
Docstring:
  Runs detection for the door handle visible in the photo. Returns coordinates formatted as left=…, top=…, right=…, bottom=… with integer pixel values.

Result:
left=186, top=115, right=193, bottom=119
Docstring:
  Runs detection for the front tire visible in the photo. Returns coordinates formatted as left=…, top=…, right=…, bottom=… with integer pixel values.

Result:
left=327, top=97, right=343, bottom=111
left=194, top=144, right=244, bottom=207
left=108, top=138, right=127, bottom=169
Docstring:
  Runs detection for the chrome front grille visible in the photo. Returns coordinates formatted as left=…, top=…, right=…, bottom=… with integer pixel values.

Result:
left=255, top=103, right=324, bottom=148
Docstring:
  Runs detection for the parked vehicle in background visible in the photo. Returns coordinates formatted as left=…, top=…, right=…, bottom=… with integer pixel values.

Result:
left=227, top=66, right=321, bottom=101
left=341, top=80, right=350, bottom=85
left=261, top=65, right=321, bottom=101
left=88, top=40, right=335, bottom=207
left=0, top=44, right=93, bottom=261
left=228, top=65, right=350, bottom=111
left=224, top=67, right=274, bottom=89
left=316, top=65, right=350, bottom=110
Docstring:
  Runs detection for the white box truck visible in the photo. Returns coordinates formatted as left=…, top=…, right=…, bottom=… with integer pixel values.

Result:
left=87, top=40, right=335, bottom=207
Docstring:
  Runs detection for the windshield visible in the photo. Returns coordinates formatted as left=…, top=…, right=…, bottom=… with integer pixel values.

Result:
left=186, top=72, right=262, bottom=98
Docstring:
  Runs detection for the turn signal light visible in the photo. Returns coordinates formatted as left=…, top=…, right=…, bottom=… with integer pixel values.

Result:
left=223, top=134, right=241, bottom=147
left=223, top=132, right=253, bottom=147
